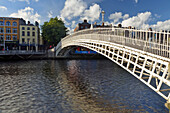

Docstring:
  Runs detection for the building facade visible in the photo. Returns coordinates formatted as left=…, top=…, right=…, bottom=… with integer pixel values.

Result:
left=74, top=20, right=112, bottom=32
left=74, top=20, right=91, bottom=32
left=19, top=21, right=41, bottom=52
left=0, top=17, right=25, bottom=50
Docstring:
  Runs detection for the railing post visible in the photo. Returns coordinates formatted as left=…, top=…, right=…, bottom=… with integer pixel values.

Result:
left=165, top=63, right=170, bottom=110
left=159, top=32, right=161, bottom=56
left=167, top=31, right=169, bottom=58
left=146, top=30, right=148, bottom=52
left=165, top=97, right=170, bottom=111
left=167, top=31, right=169, bottom=57
left=163, top=30, right=165, bottom=57
left=156, top=31, right=158, bottom=55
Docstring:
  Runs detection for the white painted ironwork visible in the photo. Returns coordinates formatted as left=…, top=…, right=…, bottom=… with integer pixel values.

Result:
left=55, top=28, right=170, bottom=108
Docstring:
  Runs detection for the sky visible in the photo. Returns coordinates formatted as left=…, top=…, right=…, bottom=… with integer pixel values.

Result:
left=1, top=0, right=170, bottom=33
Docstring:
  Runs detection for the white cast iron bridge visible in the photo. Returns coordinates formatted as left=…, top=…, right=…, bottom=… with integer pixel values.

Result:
left=55, top=27, right=170, bottom=109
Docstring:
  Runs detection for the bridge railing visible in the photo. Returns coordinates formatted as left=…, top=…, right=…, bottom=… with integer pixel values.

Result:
left=62, top=28, right=170, bottom=58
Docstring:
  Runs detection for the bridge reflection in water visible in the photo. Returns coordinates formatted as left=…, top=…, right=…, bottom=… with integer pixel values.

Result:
left=55, top=28, right=170, bottom=109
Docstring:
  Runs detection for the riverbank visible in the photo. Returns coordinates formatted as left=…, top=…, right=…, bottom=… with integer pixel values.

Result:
left=0, top=53, right=106, bottom=61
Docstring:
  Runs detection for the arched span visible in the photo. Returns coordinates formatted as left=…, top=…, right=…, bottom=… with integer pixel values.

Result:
left=55, top=28, right=170, bottom=105
left=57, top=46, right=78, bottom=56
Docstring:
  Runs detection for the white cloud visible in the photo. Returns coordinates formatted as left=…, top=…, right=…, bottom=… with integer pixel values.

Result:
left=122, top=12, right=151, bottom=29
left=104, top=21, right=112, bottom=26
left=151, top=20, right=170, bottom=30
left=80, top=4, right=101, bottom=22
left=67, top=27, right=74, bottom=35
left=71, top=21, right=76, bottom=28
left=109, top=12, right=129, bottom=24
left=135, top=0, right=138, bottom=3
left=154, top=14, right=161, bottom=18
left=60, top=0, right=102, bottom=29
left=58, top=15, right=70, bottom=26
left=123, top=14, right=129, bottom=20
left=109, top=12, right=122, bottom=23
left=60, top=0, right=87, bottom=20
left=9, top=7, right=41, bottom=24
left=111, top=11, right=170, bottom=30
left=0, top=6, right=7, bottom=11
left=48, top=11, right=53, bottom=18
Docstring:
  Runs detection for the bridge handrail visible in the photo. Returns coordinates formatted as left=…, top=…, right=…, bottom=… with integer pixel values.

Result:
left=62, top=27, right=170, bottom=44
left=61, top=27, right=170, bottom=59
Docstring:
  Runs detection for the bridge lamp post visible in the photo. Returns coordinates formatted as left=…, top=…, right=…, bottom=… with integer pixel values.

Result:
left=90, top=22, right=93, bottom=29
left=101, top=11, right=105, bottom=23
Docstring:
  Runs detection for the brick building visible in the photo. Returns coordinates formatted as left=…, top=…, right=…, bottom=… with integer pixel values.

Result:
left=74, top=20, right=91, bottom=32
left=0, top=17, right=25, bottom=50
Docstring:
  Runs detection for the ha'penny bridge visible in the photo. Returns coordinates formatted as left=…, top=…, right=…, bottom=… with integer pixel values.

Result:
left=55, top=27, right=170, bottom=109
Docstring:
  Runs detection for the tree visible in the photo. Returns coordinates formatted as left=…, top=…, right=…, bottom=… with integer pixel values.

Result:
left=41, top=17, right=67, bottom=47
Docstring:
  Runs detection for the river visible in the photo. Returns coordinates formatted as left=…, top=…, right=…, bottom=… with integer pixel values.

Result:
left=0, top=59, right=168, bottom=113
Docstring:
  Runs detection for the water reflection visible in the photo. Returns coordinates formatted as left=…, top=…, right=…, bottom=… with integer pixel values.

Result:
left=0, top=60, right=168, bottom=113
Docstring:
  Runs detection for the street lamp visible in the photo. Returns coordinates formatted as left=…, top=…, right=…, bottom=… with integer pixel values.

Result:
left=102, top=11, right=105, bottom=23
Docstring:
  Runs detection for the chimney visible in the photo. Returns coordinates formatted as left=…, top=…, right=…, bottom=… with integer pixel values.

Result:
left=102, top=22, right=104, bottom=26
left=84, top=19, right=87, bottom=23
left=28, top=21, right=30, bottom=25
left=35, top=21, right=39, bottom=26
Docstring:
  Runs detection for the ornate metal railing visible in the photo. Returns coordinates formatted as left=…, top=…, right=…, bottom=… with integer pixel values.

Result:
left=62, top=28, right=170, bottom=59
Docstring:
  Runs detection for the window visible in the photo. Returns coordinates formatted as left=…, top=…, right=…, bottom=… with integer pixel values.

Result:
left=6, top=28, right=11, bottom=33
left=85, top=26, right=88, bottom=29
left=13, top=28, right=17, bottom=34
left=22, top=38, right=25, bottom=43
left=27, top=27, right=30, bottom=30
left=6, top=35, right=11, bottom=40
left=0, top=21, right=3, bottom=26
left=32, top=32, right=35, bottom=36
left=22, top=27, right=25, bottom=30
left=6, top=21, right=10, bottom=26
left=13, top=22, right=17, bottom=26
left=27, top=31, right=30, bottom=36
left=32, top=28, right=35, bottom=30
left=13, top=35, right=17, bottom=41
left=0, top=35, right=3, bottom=40
left=27, top=38, right=30, bottom=44
left=0, top=28, right=3, bottom=33
left=81, top=26, right=84, bottom=29
left=32, top=39, right=35, bottom=43
left=22, top=31, right=25, bottom=36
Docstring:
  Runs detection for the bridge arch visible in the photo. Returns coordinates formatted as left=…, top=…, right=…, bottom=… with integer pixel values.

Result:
left=55, top=28, right=170, bottom=107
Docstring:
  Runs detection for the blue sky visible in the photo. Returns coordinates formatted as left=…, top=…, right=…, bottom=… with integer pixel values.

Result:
left=1, top=0, right=170, bottom=32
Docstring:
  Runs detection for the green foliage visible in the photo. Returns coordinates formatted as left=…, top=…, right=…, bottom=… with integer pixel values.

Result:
left=41, top=17, right=67, bottom=46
